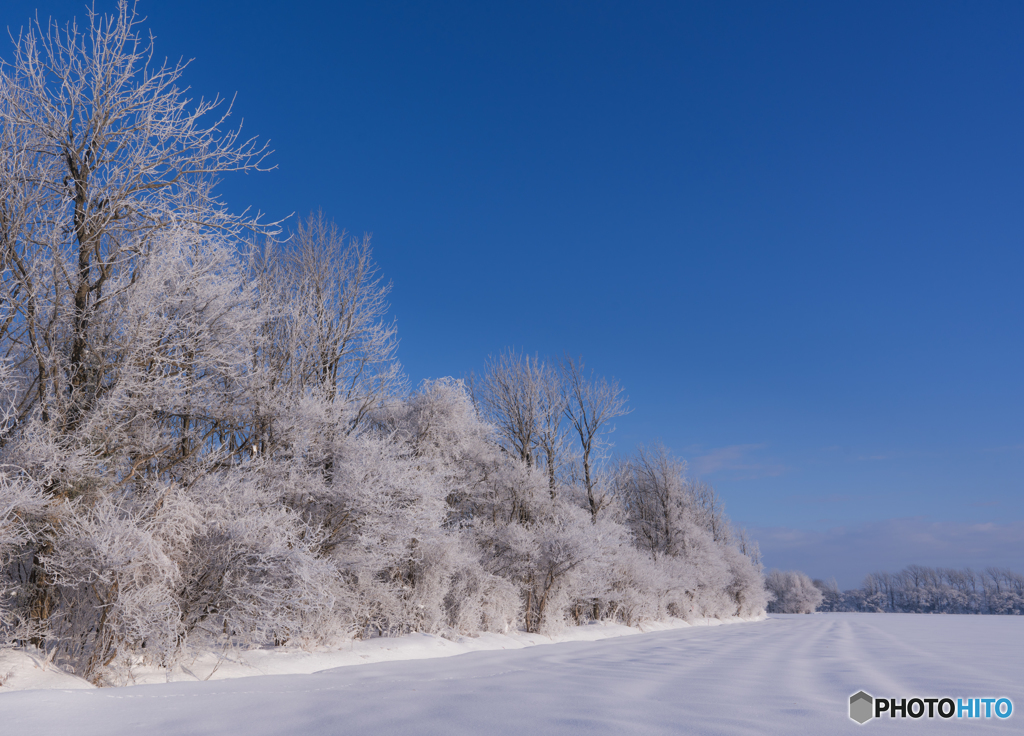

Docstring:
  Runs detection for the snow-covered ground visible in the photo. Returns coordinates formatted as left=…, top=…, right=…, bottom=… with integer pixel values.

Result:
left=0, top=615, right=753, bottom=690
left=1, top=613, right=1020, bottom=734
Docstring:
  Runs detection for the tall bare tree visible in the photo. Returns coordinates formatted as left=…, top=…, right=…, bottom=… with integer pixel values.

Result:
left=0, top=1, right=273, bottom=433
left=476, top=349, right=566, bottom=493
left=250, top=211, right=403, bottom=450
left=690, top=479, right=729, bottom=544
left=615, top=443, right=687, bottom=557
left=561, top=355, right=629, bottom=521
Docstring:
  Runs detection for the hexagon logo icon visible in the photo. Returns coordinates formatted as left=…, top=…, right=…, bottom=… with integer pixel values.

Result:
left=850, top=691, right=874, bottom=724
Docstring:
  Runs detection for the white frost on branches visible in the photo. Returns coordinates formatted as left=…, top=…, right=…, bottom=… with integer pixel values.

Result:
left=0, top=2, right=770, bottom=686
left=765, top=569, right=824, bottom=614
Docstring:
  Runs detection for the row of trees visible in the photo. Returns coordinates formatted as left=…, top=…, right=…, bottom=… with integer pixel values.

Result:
left=814, top=567, right=1024, bottom=615
left=767, top=564, right=1024, bottom=616
left=0, top=3, right=768, bottom=685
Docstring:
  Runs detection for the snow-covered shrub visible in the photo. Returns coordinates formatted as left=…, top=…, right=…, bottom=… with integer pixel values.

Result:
left=722, top=544, right=771, bottom=617
left=0, top=474, right=48, bottom=646
left=276, top=380, right=519, bottom=638
left=765, top=570, right=824, bottom=614
left=597, top=547, right=677, bottom=625
left=37, top=471, right=339, bottom=684
left=615, top=445, right=768, bottom=621
left=170, top=473, right=339, bottom=651
left=42, top=496, right=182, bottom=683
left=811, top=578, right=844, bottom=612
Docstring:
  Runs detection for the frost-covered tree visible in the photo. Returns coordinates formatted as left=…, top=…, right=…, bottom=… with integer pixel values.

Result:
left=614, top=445, right=769, bottom=620
left=765, top=570, right=823, bottom=614
left=0, top=1, right=273, bottom=435
left=251, top=212, right=402, bottom=449
left=811, top=578, right=844, bottom=612
left=476, top=350, right=566, bottom=493
left=0, top=2, right=275, bottom=678
left=561, top=356, right=629, bottom=522
left=615, top=444, right=688, bottom=558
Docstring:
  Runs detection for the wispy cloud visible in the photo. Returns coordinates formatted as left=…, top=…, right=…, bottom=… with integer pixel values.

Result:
left=748, top=517, right=1024, bottom=590
left=982, top=443, right=1024, bottom=453
left=783, top=493, right=853, bottom=506
left=687, top=443, right=785, bottom=479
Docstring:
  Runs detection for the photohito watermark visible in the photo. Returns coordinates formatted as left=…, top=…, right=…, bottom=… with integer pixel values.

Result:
left=849, top=691, right=1013, bottom=725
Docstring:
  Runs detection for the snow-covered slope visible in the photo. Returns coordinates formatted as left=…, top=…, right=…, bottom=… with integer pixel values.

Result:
left=1, top=613, right=1020, bottom=734
left=0, top=648, right=95, bottom=692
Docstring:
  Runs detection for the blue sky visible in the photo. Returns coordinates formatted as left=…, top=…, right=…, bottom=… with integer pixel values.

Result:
left=5, top=1, right=1022, bottom=588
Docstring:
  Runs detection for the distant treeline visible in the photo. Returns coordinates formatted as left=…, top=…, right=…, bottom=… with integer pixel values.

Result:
left=813, top=566, right=1024, bottom=615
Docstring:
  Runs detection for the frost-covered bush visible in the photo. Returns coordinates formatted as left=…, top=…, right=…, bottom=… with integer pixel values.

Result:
left=36, top=474, right=339, bottom=684
left=614, top=445, right=769, bottom=621
left=765, top=570, right=824, bottom=614
left=0, top=474, right=48, bottom=646
left=42, top=497, right=183, bottom=682
left=723, top=545, right=772, bottom=617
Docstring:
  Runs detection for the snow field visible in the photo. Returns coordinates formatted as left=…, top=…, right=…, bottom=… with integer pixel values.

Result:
left=1, top=613, right=1020, bottom=735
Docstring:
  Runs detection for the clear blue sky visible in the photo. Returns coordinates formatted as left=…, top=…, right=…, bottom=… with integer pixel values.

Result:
left=5, top=1, right=1022, bottom=588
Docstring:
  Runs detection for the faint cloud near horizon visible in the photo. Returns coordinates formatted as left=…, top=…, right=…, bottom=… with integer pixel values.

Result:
left=687, top=443, right=786, bottom=480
